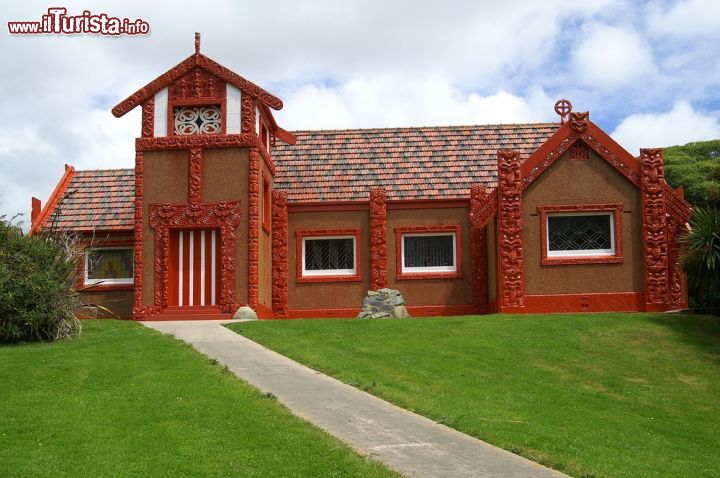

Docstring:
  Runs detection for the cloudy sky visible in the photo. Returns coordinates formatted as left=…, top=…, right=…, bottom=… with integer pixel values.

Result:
left=2, top=0, right=719, bottom=223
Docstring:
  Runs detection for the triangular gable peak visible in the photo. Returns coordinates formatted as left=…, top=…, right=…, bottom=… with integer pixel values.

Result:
left=111, top=33, right=295, bottom=144
left=518, top=111, right=690, bottom=223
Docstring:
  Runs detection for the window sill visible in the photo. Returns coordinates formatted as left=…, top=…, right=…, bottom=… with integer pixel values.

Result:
left=297, top=274, right=363, bottom=284
left=541, top=255, right=623, bottom=266
left=396, top=271, right=463, bottom=280
left=80, top=283, right=134, bottom=292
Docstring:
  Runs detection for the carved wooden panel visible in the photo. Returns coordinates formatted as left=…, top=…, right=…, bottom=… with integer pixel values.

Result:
left=470, top=184, right=489, bottom=312
left=369, top=188, right=388, bottom=290
left=247, top=148, right=260, bottom=310
left=497, top=150, right=524, bottom=309
left=189, top=148, right=202, bottom=204
left=271, top=190, right=288, bottom=318
left=640, top=148, right=669, bottom=307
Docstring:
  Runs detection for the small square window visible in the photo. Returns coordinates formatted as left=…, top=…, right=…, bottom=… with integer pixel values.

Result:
left=547, top=213, right=614, bottom=257
left=538, top=204, right=623, bottom=265
left=302, top=236, right=356, bottom=276
left=402, top=233, right=457, bottom=273
left=85, top=247, right=134, bottom=285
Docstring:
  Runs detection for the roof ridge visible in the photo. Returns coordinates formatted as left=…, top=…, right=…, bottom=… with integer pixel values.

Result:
left=74, top=167, right=134, bottom=173
left=289, top=122, right=559, bottom=135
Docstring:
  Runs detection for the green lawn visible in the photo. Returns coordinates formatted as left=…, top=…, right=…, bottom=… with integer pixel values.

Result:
left=229, top=313, right=720, bottom=478
left=0, top=320, right=395, bottom=478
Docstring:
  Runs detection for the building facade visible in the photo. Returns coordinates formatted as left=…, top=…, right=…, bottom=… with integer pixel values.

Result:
left=30, top=37, right=692, bottom=320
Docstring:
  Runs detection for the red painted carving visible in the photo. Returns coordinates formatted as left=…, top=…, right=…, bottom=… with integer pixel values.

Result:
left=149, top=202, right=243, bottom=313
left=169, top=67, right=225, bottom=101
left=369, top=188, right=388, bottom=290
left=241, top=93, right=255, bottom=134
left=132, top=151, right=161, bottom=320
left=136, top=133, right=255, bottom=151
left=497, top=150, right=524, bottom=309
left=554, top=99, right=572, bottom=123
left=394, top=225, right=463, bottom=280
left=271, top=190, right=288, bottom=318
left=258, top=145, right=277, bottom=176
left=570, top=111, right=589, bottom=133
left=640, top=148, right=669, bottom=308
left=189, top=148, right=202, bottom=204
left=141, top=98, right=154, bottom=138
left=521, top=135, right=578, bottom=189
left=470, top=185, right=489, bottom=312
left=112, top=53, right=283, bottom=118
left=537, top=204, right=624, bottom=265
left=581, top=134, right=640, bottom=186
left=666, top=215, right=685, bottom=308
left=568, top=141, right=589, bottom=160
left=247, top=148, right=260, bottom=310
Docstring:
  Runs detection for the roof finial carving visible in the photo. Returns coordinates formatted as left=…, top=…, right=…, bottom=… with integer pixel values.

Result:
left=194, top=32, right=201, bottom=56
left=554, top=99, right=572, bottom=125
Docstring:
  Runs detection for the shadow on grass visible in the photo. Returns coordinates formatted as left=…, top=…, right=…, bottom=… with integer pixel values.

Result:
left=646, top=313, right=720, bottom=359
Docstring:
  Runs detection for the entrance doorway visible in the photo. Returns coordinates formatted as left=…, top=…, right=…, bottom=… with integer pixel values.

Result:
left=168, top=229, right=220, bottom=307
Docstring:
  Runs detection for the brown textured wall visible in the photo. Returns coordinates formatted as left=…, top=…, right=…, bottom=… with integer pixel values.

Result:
left=78, top=290, right=133, bottom=318
left=487, top=219, right=497, bottom=301
left=523, top=150, right=643, bottom=295
left=143, top=150, right=189, bottom=305
left=386, top=208, right=472, bottom=306
left=288, top=210, right=370, bottom=310
left=258, top=162, right=273, bottom=308
left=203, top=148, right=249, bottom=305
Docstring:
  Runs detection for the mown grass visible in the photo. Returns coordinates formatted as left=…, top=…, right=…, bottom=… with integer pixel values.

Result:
left=229, top=313, right=720, bottom=478
left=0, top=320, right=396, bottom=477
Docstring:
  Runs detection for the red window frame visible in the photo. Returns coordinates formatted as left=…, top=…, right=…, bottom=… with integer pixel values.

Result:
left=538, top=203, right=624, bottom=265
left=295, top=229, right=363, bottom=283
left=395, top=225, right=463, bottom=280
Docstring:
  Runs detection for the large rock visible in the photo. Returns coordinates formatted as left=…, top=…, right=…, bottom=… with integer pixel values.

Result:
left=357, top=289, right=411, bottom=319
left=233, top=306, right=258, bottom=320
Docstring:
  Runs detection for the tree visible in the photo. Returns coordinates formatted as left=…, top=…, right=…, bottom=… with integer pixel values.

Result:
left=664, top=140, right=720, bottom=207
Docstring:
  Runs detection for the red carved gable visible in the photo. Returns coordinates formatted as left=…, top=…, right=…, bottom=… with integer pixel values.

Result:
left=169, top=68, right=226, bottom=102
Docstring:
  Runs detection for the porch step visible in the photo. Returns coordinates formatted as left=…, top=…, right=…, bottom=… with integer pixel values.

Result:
left=144, top=306, right=234, bottom=321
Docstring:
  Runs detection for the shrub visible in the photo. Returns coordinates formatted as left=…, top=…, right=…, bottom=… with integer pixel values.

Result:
left=681, top=206, right=720, bottom=308
left=0, top=217, right=81, bottom=343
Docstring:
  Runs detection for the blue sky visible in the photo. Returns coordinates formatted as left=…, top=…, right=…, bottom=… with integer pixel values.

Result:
left=1, top=0, right=719, bottom=223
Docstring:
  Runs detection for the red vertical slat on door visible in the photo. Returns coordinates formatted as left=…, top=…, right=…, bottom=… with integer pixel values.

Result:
left=169, top=231, right=179, bottom=306
left=182, top=230, right=190, bottom=307
left=204, top=231, right=211, bottom=306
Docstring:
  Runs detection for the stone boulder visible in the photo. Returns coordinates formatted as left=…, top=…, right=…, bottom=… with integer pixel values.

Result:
left=233, top=306, right=258, bottom=320
left=357, top=288, right=410, bottom=319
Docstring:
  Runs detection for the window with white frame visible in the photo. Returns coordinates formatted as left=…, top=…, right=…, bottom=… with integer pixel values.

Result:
left=84, top=247, right=134, bottom=285
left=546, top=212, right=614, bottom=257
left=302, top=236, right=356, bottom=276
left=401, top=232, right=456, bottom=273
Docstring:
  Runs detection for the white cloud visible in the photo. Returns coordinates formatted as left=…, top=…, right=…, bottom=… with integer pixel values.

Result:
left=611, top=101, right=720, bottom=154
left=276, top=75, right=555, bottom=130
left=572, top=23, right=656, bottom=89
left=647, top=0, right=720, bottom=38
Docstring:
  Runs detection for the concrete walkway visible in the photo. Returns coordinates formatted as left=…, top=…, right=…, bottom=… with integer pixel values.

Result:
left=142, top=320, right=567, bottom=478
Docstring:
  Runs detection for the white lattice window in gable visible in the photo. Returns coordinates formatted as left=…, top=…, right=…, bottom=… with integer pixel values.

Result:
left=173, top=105, right=221, bottom=135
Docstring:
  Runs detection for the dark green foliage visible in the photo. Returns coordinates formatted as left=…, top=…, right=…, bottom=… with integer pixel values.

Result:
left=681, top=206, right=720, bottom=307
left=664, top=140, right=720, bottom=207
left=0, top=218, right=81, bottom=343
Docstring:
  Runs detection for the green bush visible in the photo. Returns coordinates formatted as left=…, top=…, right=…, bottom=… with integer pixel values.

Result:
left=0, top=218, right=81, bottom=343
left=681, top=206, right=720, bottom=308
left=664, top=140, right=720, bottom=207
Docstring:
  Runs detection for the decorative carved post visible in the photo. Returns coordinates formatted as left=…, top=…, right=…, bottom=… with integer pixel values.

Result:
left=497, top=150, right=525, bottom=312
left=640, top=148, right=670, bottom=311
left=271, top=190, right=289, bottom=318
left=470, top=185, right=489, bottom=313
left=241, top=94, right=255, bottom=134
left=141, top=98, right=154, bottom=138
left=369, top=188, right=388, bottom=291
left=247, top=148, right=260, bottom=310
left=189, top=148, right=202, bottom=204
left=666, top=216, right=685, bottom=309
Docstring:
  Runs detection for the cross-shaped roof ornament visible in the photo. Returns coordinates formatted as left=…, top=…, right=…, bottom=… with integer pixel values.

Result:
left=554, top=99, right=572, bottom=124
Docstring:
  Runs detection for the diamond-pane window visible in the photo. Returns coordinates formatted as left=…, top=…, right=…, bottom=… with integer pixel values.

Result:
left=547, top=213, right=613, bottom=256
left=303, top=237, right=356, bottom=275
left=402, top=233, right=456, bottom=272
left=174, top=105, right=221, bottom=135
left=85, top=248, right=134, bottom=285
